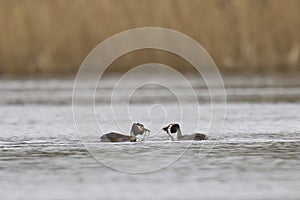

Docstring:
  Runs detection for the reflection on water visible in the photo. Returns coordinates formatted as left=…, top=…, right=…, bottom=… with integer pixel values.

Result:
left=0, top=75, right=300, bottom=199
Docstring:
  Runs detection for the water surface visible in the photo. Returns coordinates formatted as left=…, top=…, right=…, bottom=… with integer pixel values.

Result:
left=0, top=75, right=300, bottom=199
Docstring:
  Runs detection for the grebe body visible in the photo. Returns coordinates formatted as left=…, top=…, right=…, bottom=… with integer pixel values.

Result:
left=100, top=123, right=150, bottom=142
left=162, top=123, right=207, bottom=141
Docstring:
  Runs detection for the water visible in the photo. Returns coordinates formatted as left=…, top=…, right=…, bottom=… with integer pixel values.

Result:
left=1, top=75, right=300, bottom=199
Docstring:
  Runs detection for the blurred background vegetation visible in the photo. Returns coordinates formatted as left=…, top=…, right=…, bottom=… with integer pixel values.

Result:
left=0, top=0, right=299, bottom=75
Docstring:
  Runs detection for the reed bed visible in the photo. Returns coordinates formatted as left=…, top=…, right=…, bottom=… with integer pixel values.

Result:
left=0, top=0, right=299, bottom=75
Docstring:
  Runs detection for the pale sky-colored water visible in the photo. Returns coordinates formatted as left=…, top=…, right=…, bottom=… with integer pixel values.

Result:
left=0, top=75, right=300, bottom=199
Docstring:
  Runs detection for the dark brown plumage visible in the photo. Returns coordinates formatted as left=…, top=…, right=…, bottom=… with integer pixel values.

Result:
left=100, top=123, right=150, bottom=142
left=100, top=132, right=136, bottom=142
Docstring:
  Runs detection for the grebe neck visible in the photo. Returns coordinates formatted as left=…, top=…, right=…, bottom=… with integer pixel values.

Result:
left=130, top=135, right=136, bottom=142
left=176, top=128, right=182, bottom=139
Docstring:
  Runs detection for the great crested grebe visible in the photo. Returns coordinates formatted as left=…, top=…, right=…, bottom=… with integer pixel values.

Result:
left=100, top=123, right=150, bottom=142
left=162, top=123, right=207, bottom=141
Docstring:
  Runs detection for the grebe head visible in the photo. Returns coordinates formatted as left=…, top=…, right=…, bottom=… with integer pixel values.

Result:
left=131, top=123, right=150, bottom=136
left=162, top=123, right=180, bottom=140
left=163, top=123, right=180, bottom=134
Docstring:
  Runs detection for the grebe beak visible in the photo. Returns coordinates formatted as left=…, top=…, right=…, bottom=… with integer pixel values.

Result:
left=162, top=127, right=174, bottom=141
left=162, top=126, right=168, bottom=132
left=140, top=127, right=150, bottom=142
left=143, top=128, right=150, bottom=135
